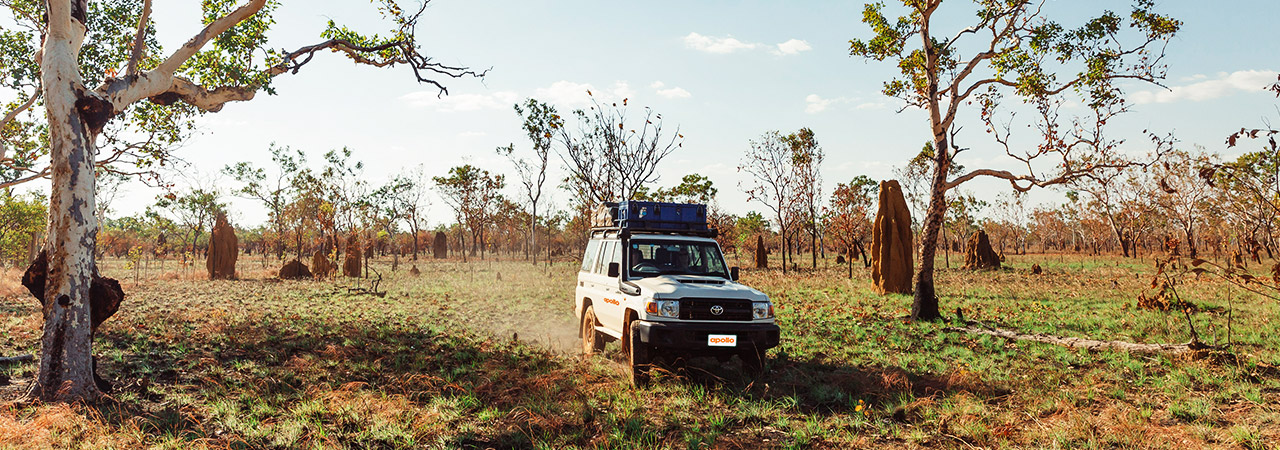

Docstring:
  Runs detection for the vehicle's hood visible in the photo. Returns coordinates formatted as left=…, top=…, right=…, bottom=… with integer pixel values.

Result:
left=630, top=275, right=769, bottom=301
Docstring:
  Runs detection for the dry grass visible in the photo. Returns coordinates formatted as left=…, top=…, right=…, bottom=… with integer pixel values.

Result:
left=0, top=253, right=1276, bottom=448
left=0, top=267, right=25, bottom=299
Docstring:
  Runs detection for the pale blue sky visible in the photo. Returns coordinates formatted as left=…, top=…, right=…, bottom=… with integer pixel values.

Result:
left=87, top=0, right=1279, bottom=227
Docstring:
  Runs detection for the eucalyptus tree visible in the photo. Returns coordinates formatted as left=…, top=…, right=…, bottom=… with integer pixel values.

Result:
left=1152, top=148, right=1216, bottom=258
left=849, top=0, right=1180, bottom=320
left=224, top=143, right=306, bottom=259
left=434, top=165, right=504, bottom=261
left=740, top=130, right=798, bottom=273
left=398, top=165, right=431, bottom=260
left=500, top=98, right=561, bottom=263
left=153, top=187, right=226, bottom=258
left=827, top=175, right=877, bottom=276
left=786, top=129, right=823, bottom=269
left=0, top=0, right=481, bottom=402
left=555, top=94, right=683, bottom=205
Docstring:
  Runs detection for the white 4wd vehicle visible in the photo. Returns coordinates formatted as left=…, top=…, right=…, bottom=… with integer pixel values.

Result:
left=574, top=202, right=780, bottom=385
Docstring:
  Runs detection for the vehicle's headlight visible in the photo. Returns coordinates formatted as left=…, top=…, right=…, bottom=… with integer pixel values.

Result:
left=753, top=302, right=773, bottom=319
left=647, top=300, right=679, bottom=318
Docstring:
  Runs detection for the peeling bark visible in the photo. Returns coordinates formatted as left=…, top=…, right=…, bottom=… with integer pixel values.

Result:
left=31, top=0, right=101, bottom=403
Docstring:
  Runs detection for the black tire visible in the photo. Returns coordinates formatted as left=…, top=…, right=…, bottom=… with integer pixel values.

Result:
left=581, top=305, right=605, bottom=355
left=627, top=321, right=651, bottom=387
left=740, top=346, right=767, bottom=375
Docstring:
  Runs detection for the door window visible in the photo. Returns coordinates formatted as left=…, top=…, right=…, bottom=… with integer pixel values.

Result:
left=581, top=240, right=600, bottom=272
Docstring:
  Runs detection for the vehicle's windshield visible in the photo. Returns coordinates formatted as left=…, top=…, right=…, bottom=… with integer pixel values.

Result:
left=627, top=239, right=729, bottom=279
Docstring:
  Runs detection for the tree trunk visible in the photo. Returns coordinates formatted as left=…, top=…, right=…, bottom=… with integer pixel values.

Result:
left=530, top=203, right=537, bottom=265
left=847, top=245, right=853, bottom=279
left=410, top=224, right=420, bottom=260
left=30, top=3, right=103, bottom=402
left=913, top=163, right=947, bottom=321
left=810, top=223, right=817, bottom=270
left=1185, top=226, right=1197, bottom=258
left=942, top=226, right=950, bottom=268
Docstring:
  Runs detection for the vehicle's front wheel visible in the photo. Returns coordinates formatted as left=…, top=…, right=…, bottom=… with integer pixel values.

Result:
left=626, top=321, right=651, bottom=387
left=581, top=305, right=605, bottom=355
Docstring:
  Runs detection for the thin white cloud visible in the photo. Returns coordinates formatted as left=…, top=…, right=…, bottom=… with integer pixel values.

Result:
left=401, top=90, right=518, bottom=112
left=534, top=81, right=595, bottom=107
left=534, top=80, right=635, bottom=108
left=855, top=102, right=886, bottom=110
left=1131, top=70, right=1277, bottom=104
left=683, top=32, right=759, bottom=54
left=684, top=32, right=809, bottom=57
left=657, top=87, right=692, bottom=99
left=805, top=94, right=834, bottom=114
left=805, top=94, right=856, bottom=114
left=772, top=39, right=812, bottom=56
left=651, top=81, right=691, bottom=99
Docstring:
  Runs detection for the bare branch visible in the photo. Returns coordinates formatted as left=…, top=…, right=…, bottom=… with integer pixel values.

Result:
left=0, top=167, right=51, bottom=190
left=1, top=90, right=40, bottom=130
left=125, top=0, right=153, bottom=76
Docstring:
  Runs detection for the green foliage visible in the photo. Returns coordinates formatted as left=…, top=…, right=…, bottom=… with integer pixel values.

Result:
left=183, top=0, right=281, bottom=92
left=734, top=211, right=768, bottom=246
left=433, top=165, right=505, bottom=256
left=0, top=189, right=45, bottom=263
left=513, top=98, right=562, bottom=156
left=651, top=173, right=718, bottom=204
left=1, top=0, right=191, bottom=185
left=154, top=187, right=227, bottom=253
left=848, top=0, right=1180, bottom=111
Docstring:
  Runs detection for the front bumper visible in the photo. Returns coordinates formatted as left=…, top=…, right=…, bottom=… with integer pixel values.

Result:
left=632, top=320, right=780, bottom=351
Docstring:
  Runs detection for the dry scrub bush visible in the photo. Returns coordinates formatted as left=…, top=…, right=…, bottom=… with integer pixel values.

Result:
left=0, top=267, right=25, bottom=298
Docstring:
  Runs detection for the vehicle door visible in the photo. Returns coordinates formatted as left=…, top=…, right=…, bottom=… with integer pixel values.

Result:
left=584, top=239, right=624, bottom=333
left=591, top=239, right=627, bottom=329
left=576, top=239, right=601, bottom=318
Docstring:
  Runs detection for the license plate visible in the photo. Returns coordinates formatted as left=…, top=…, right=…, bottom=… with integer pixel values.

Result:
left=707, top=334, right=737, bottom=347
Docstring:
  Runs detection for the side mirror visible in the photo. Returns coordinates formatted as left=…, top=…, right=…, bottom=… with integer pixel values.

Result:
left=608, top=262, right=621, bottom=278
left=730, top=267, right=740, bottom=281
left=620, top=280, right=641, bottom=296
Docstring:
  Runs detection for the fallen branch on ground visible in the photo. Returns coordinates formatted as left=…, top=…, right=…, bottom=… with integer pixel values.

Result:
left=944, top=323, right=1205, bottom=355
left=0, top=354, right=34, bottom=365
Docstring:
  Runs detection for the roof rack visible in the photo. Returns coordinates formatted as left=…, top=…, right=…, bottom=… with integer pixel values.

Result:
left=590, top=226, right=719, bottom=239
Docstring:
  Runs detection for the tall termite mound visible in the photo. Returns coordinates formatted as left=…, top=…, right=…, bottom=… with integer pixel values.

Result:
left=312, top=249, right=334, bottom=279
left=206, top=212, right=238, bottom=280
left=871, top=180, right=913, bottom=295
left=754, top=235, right=768, bottom=269
left=433, top=231, right=448, bottom=259
left=963, top=230, right=1001, bottom=270
left=343, top=235, right=362, bottom=277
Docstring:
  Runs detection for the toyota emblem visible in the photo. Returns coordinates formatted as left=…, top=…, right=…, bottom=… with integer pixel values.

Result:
left=710, top=305, right=724, bottom=316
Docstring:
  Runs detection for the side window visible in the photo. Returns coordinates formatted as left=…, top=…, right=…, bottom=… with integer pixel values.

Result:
left=610, top=240, right=623, bottom=270
left=593, top=241, right=615, bottom=274
left=581, top=240, right=600, bottom=272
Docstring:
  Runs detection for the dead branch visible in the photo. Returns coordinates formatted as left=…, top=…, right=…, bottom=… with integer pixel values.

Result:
left=944, top=323, right=1202, bottom=355
left=0, top=354, right=34, bottom=365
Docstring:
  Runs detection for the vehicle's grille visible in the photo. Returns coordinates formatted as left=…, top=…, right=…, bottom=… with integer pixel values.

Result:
left=679, top=298, right=753, bottom=321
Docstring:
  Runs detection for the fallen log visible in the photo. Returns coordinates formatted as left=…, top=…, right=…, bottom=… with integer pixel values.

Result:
left=945, top=324, right=1203, bottom=355
left=0, top=354, right=34, bottom=365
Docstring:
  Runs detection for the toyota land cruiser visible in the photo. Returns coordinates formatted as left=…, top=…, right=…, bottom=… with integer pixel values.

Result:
left=574, top=201, right=781, bottom=385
